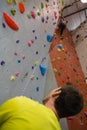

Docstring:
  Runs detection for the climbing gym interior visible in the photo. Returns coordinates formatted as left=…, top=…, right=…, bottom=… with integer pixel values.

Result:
left=0, top=0, right=87, bottom=130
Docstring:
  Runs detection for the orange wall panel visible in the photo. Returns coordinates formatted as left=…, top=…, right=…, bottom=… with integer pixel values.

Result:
left=49, top=28, right=87, bottom=130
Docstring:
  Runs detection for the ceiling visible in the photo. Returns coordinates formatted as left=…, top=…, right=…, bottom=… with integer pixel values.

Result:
left=62, top=0, right=87, bottom=30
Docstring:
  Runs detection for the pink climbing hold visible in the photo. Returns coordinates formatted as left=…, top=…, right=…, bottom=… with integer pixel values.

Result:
left=15, top=72, right=20, bottom=77
left=28, top=41, right=32, bottom=47
left=14, top=51, right=18, bottom=56
left=31, top=11, right=36, bottom=19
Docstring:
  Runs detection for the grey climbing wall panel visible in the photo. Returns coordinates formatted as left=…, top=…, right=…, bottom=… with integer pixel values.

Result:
left=0, top=0, right=62, bottom=104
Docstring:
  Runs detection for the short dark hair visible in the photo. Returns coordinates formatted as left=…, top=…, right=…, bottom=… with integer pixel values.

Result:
left=54, top=84, right=84, bottom=118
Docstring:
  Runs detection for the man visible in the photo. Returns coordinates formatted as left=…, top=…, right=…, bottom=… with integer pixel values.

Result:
left=57, top=15, right=67, bottom=36
left=0, top=84, right=83, bottom=130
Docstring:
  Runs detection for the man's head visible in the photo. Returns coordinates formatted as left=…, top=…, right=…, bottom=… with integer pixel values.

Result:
left=54, top=84, right=84, bottom=118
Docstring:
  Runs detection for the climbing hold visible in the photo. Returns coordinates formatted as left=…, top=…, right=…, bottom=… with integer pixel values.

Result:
left=34, top=36, right=37, bottom=40
left=32, top=66, right=34, bottom=69
left=54, top=11, right=57, bottom=19
left=22, top=55, right=26, bottom=60
left=7, top=0, right=12, bottom=4
left=18, top=1, right=25, bottom=13
left=28, top=41, right=32, bottom=47
left=51, top=58, right=55, bottom=62
left=53, top=68, right=57, bottom=72
left=58, top=44, right=62, bottom=49
left=36, top=51, right=38, bottom=55
left=33, top=6, right=36, bottom=9
left=75, top=79, right=79, bottom=83
left=32, top=30, right=35, bottom=33
left=10, top=76, right=15, bottom=81
left=16, top=40, right=20, bottom=43
left=36, top=86, right=39, bottom=92
left=14, top=0, right=18, bottom=4
left=36, top=77, right=39, bottom=80
left=37, top=12, right=41, bottom=16
left=27, top=14, right=31, bottom=19
left=0, top=60, right=5, bottom=66
left=17, top=59, right=21, bottom=63
left=31, top=11, right=36, bottom=19
left=3, top=12, right=19, bottom=31
left=39, top=64, right=47, bottom=76
left=57, top=48, right=62, bottom=52
left=34, top=61, right=39, bottom=66
left=84, top=103, right=87, bottom=106
left=10, top=8, right=16, bottom=16
left=41, top=17, right=45, bottom=23
left=47, top=34, right=53, bottom=42
left=30, top=75, right=35, bottom=80
left=15, top=72, right=20, bottom=77
left=44, top=44, right=46, bottom=47
left=41, top=2, right=44, bottom=9
left=46, top=16, right=49, bottom=20
left=31, top=39, right=34, bottom=43
left=58, top=71, right=61, bottom=76
left=2, top=22, right=6, bottom=28
left=14, top=51, right=18, bottom=56
left=45, top=0, right=49, bottom=2
left=64, top=57, right=66, bottom=60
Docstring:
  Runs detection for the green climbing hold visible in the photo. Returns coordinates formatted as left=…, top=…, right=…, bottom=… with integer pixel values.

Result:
left=58, top=71, right=61, bottom=76
left=10, top=8, right=16, bottom=15
left=41, top=2, right=44, bottom=9
left=75, top=79, right=79, bottom=83
left=37, top=12, right=41, bottom=16
left=84, top=103, right=87, bottom=106
left=77, top=64, right=80, bottom=67
left=64, top=57, right=66, bottom=60
left=27, top=14, right=31, bottom=19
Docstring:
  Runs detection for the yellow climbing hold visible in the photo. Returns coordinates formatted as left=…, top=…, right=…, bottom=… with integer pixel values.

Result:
left=14, top=0, right=18, bottom=4
left=30, top=75, right=35, bottom=80
left=57, top=48, right=62, bottom=52
left=51, top=58, right=55, bottom=62
left=53, top=68, right=57, bottom=73
left=7, top=0, right=12, bottom=4
left=10, top=76, right=15, bottom=81
left=34, top=61, right=39, bottom=66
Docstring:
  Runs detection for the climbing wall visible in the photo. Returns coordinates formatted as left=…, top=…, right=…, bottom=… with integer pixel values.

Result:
left=0, top=0, right=63, bottom=104
left=71, top=20, right=87, bottom=80
left=49, top=28, right=87, bottom=130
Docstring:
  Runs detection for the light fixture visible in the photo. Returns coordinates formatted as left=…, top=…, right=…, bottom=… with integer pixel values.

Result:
left=81, top=0, right=87, bottom=3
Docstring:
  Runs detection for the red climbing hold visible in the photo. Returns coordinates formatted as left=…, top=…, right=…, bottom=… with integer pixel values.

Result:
left=3, top=12, right=19, bottom=31
left=18, top=1, right=25, bottom=13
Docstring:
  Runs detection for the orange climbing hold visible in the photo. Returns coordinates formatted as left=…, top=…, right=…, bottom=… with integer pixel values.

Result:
left=18, top=1, right=25, bottom=13
left=3, top=12, right=19, bottom=31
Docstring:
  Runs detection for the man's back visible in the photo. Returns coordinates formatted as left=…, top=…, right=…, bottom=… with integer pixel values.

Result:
left=0, top=96, right=61, bottom=130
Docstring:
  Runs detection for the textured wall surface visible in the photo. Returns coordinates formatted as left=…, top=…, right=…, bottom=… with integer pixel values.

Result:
left=49, top=26, right=87, bottom=130
left=72, top=21, right=87, bottom=80
left=0, top=0, right=62, bottom=104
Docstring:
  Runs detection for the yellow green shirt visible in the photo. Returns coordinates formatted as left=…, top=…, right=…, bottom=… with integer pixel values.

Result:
left=0, top=96, right=61, bottom=130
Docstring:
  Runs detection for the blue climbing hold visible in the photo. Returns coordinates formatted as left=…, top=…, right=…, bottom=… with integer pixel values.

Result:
left=58, top=44, right=63, bottom=49
left=36, top=86, right=39, bottom=92
left=39, top=64, right=47, bottom=76
left=47, top=34, right=53, bottom=42
left=41, top=17, right=44, bottom=23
